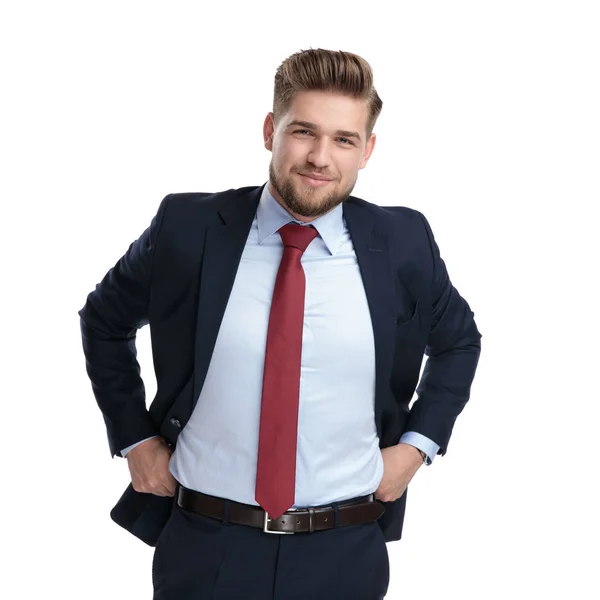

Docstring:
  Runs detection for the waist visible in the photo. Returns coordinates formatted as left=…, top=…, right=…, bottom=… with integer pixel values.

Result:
left=176, top=485, right=385, bottom=534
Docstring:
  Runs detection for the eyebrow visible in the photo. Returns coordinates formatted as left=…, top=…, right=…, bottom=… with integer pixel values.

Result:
left=287, top=120, right=362, bottom=142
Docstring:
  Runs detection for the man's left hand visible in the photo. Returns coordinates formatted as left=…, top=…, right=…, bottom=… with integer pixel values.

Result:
left=374, top=443, right=423, bottom=503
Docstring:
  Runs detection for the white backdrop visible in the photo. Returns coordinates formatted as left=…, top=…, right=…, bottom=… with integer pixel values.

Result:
left=2, top=1, right=599, bottom=598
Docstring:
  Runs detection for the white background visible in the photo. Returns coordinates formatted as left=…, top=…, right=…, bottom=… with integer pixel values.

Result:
left=2, top=1, right=599, bottom=598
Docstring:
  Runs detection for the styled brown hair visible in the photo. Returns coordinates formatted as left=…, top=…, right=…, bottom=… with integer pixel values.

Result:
left=273, top=48, right=383, bottom=140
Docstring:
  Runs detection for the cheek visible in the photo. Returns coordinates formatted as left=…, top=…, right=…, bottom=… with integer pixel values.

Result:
left=274, top=146, right=300, bottom=171
left=284, top=141, right=310, bottom=164
left=341, top=158, right=361, bottom=177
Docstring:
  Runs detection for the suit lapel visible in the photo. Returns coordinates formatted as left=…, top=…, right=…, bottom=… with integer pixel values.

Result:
left=342, top=201, right=399, bottom=434
left=193, top=186, right=263, bottom=403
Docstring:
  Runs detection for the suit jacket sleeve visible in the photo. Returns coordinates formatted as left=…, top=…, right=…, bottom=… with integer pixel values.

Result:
left=406, top=211, right=482, bottom=456
left=78, top=195, right=171, bottom=457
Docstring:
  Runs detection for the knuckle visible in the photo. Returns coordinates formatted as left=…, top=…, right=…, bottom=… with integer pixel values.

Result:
left=132, top=481, right=145, bottom=493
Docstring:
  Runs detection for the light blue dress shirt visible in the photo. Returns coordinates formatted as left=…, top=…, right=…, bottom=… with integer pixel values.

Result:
left=122, top=183, right=439, bottom=506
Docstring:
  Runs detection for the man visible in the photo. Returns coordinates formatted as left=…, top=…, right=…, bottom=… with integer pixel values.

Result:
left=79, top=48, right=481, bottom=599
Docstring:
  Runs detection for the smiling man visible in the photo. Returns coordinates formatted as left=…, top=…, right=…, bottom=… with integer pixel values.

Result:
left=78, top=48, right=482, bottom=599
left=266, top=90, right=375, bottom=221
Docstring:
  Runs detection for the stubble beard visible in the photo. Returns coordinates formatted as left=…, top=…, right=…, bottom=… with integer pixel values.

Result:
left=268, top=161, right=357, bottom=219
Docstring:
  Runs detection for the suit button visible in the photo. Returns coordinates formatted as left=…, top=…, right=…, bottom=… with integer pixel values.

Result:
left=170, top=417, right=181, bottom=428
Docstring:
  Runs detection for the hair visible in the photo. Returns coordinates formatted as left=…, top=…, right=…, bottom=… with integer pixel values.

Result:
left=273, top=48, right=383, bottom=140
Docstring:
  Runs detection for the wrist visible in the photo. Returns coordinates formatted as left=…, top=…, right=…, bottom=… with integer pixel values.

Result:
left=400, top=442, right=426, bottom=465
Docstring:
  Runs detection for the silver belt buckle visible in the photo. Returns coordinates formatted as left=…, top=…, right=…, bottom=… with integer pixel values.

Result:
left=263, top=511, right=295, bottom=535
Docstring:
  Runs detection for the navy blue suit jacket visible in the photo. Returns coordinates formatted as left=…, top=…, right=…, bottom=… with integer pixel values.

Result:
left=78, top=183, right=482, bottom=545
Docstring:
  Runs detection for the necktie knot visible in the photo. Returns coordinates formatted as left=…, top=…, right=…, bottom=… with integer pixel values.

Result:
left=279, top=223, right=318, bottom=254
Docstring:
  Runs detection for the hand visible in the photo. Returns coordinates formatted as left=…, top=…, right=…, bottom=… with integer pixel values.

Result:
left=374, top=443, right=423, bottom=503
left=126, top=436, right=177, bottom=497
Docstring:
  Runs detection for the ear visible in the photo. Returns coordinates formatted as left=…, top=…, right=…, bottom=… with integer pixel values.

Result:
left=359, top=133, right=376, bottom=169
left=264, top=113, right=275, bottom=151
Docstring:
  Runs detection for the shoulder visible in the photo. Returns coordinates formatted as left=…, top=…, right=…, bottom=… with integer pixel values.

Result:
left=163, top=190, right=222, bottom=211
left=166, top=185, right=261, bottom=205
left=161, top=185, right=262, bottom=217
left=346, top=193, right=430, bottom=232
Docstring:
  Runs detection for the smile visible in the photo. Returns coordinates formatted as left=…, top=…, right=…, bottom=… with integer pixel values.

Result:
left=299, top=174, right=333, bottom=187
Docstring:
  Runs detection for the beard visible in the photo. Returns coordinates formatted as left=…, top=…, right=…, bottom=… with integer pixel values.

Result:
left=268, top=160, right=357, bottom=219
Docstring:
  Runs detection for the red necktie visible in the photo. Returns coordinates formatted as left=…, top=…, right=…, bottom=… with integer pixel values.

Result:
left=255, top=222, right=319, bottom=519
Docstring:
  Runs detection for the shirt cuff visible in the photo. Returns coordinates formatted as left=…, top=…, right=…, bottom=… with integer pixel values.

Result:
left=399, top=431, right=440, bottom=465
left=121, top=435, right=159, bottom=457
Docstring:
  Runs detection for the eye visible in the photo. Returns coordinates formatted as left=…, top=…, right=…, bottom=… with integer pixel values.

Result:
left=293, top=130, right=353, bottom=146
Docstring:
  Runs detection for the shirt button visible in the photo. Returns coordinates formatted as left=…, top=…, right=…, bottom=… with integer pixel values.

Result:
left=170, top=418, right=181, bottom=428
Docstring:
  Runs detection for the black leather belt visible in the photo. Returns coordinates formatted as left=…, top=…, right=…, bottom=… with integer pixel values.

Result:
left=177, top=486, right=385, bottom=534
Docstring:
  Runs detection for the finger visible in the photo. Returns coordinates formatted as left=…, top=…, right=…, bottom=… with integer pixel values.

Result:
left=150, top=486, right=169, bottom=497
left=142, top=478, right=169, bottom=496
left=155, top=480, right=173, bottom=497
left=164, top=477, right=177, bottom=497
left=158, top=480, right=176, bottom=497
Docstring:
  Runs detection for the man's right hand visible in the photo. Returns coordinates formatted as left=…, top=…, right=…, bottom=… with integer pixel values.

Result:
left=126, top=436, right=177, bottom=497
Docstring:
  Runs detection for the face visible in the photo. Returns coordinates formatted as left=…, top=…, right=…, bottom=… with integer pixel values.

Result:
left=263, top=90, right=376, bottom=222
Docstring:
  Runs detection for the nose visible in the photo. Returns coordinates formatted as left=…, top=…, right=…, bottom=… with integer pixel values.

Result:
left=307, top=138, right=332, bottom=169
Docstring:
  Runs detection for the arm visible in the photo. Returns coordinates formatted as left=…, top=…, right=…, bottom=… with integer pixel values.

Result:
left=406, top=211, right=482, bottom=456
left=376, top=214, right=480, bottom=502
left=78, top=195, right=171, bottom=457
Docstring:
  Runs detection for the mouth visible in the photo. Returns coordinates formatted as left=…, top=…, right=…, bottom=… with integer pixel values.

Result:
left=298, top=173, right=334, bottom=187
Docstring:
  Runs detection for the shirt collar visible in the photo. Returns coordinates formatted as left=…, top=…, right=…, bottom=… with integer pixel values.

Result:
left=256, top=181, right=344, bottom=255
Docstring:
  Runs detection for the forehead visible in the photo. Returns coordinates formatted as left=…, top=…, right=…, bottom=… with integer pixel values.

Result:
left=283, top=90, right=368, bottom=132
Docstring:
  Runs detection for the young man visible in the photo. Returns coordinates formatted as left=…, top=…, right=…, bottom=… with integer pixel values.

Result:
left=79, top=48, right=482, bottom=599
